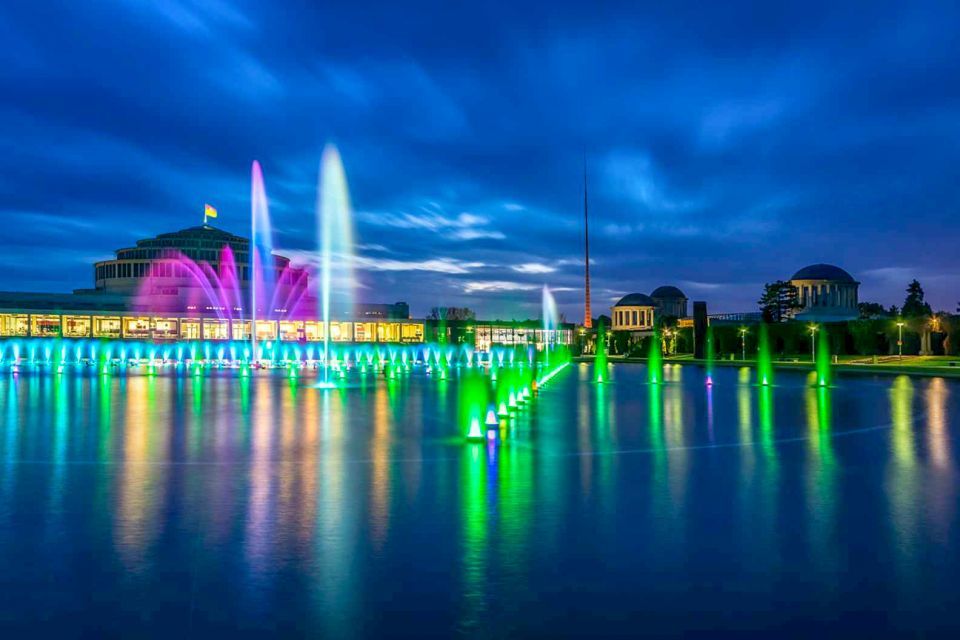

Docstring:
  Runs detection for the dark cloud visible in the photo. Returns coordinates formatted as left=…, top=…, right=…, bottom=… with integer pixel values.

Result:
left=1, top=0, right=959, bottom=317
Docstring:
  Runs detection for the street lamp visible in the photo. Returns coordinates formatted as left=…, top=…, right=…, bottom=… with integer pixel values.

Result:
left=896, top=319, right=905, bottom=360
left=809, top=323, right=819, bottom=363
left=739, top=327, right=748, bottom=361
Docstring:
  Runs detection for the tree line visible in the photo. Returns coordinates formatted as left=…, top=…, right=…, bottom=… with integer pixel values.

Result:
left=758, top=278, right=938, bottom=322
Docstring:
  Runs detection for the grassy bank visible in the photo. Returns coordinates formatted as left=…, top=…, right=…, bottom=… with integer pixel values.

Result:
left=573, top=354, right=960, bottom=379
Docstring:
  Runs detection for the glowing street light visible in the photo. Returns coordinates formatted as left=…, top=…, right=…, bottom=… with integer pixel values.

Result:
left=739, top=327, right=748, bottom=361
left=809, top=323, right=819, bottom=363
left=896, top=319, right=905, bottom=360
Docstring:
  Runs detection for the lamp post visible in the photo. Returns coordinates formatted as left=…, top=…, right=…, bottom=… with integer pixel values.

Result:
left=896, top=320, right=905, bottom=360
left=739, top=327, right=747, bottom=361
left=809, top=323, right=819, bottom=363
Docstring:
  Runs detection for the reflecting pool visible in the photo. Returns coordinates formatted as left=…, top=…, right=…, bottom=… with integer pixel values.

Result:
left=0, top=363, right=958, bottom=636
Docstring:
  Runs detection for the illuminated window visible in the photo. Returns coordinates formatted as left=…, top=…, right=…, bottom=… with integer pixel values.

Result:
left=401, top=322, right=423, bottom=343
left=231, top=320, right=251, bottom=341
left=278, top=320, right=303, bottom=342
left=122, top=317, right=151, bottom=339
left=180, top=319, right=201, bottom=340
left=255, top=320, right=277, bottom=341
left=378, top=322, right=400, bottom=342
left=204, top=319, right=230, bottom=340
left=354, top=322, right=376, bottom=342
left=63, top=315, right=92, bottom=338
left=331, top=321, right=353, bottom=342
left=0, top=313, right=29, bottom=337
left=474, top=325, right=491, bottom=351
left=29, top=314, right=61, bottom=337
left=152, top=318, right=179, bottom=340
left=304, top=321, right=322, bottom=341
left=93, top=316, right=121, bottom=338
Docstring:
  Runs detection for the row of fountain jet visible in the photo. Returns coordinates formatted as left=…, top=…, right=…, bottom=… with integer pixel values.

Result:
left=593, top=321, right=834, bottom=388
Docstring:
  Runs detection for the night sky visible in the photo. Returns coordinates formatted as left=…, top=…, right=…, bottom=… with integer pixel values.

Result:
left=1, top=1, right=958, bottom=319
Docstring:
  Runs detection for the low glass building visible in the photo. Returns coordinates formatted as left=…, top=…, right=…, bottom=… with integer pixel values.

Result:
left=0, top=223, right=575, bottom=350
left=0, top=224, right=422, bottom=344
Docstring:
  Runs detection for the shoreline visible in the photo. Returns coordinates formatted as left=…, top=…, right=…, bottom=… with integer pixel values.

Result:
left=574, top=355, right=960, bottom=379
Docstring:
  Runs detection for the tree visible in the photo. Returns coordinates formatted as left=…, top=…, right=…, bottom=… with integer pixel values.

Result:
left=758, top=281, right=801, bottom=323
left=858, top=302, right=889, bottom=319
left=902, top=279, right=932, bottom=318
left=427, top=307, right=475, bottom=321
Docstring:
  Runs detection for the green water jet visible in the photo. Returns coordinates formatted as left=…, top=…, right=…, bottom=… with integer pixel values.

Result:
left=757, top=323, right=774, bottom=386
left=648, top=328, right=663, bottom=384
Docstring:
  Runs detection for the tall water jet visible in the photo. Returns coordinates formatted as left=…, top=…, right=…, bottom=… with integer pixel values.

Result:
left=250, top=161, right=274, bottom=360
left=705, top=325, right=715, bottom=386
left=317, top=144, right=357, bottom=382
left=594, top=318, right=608, bottom=383
left=815, top=326, right=831, bottom=387
left=648, top=328, right=663, bottom=384
left=542, top=285, right=559, bottom=365
left=757, top=323, right=774, bottom=386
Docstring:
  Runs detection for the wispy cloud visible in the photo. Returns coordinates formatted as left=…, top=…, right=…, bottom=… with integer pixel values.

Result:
left=354, top=256, right=484, bottom=274
left=511, top=262, right=556, bottom=274
left=358, top=209, right=503, bottom=240
left=464, top=281, right=539, bottom=293
left=602, top=150, right=704, bottom=213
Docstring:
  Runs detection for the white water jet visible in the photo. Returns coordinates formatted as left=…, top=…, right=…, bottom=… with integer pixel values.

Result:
left=317, top=144, right=357, bottom=383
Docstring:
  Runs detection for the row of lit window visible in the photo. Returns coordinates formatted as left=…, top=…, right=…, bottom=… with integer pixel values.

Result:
left=95, top=260, right=302, bottom=284
left=0, top=313, right=423, bottom=343
left=613, top=307, right=654, bottom=328
left=138, top=239, right=245, bottom=250
left=472, top=326, right=575, bottom=346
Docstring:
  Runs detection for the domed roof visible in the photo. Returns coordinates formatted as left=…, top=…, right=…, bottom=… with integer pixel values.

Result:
left=790, top=264, right=856, bottom=283
left=614, top=293, right=655, bottom=307
left=650, top=285, right=686, bottom=299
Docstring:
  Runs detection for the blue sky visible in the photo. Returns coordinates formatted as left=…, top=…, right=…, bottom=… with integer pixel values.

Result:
left=1, top=0, right=958, bottom=318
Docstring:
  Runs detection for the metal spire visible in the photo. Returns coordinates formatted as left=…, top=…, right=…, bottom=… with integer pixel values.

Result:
left=583, top=150, right=592, bottom=329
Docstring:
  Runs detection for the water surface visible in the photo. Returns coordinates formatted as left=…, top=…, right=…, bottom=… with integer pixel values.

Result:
left=0, top=363, right=957, bottom=637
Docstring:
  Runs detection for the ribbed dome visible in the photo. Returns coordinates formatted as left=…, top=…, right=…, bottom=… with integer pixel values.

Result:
left=790, top=264, right=856, bottom=283
left=614, top=293, right=655, bottom=307
left=650, top=285, right=686, bottom=299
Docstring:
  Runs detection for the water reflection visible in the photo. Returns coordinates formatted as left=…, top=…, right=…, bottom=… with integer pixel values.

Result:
left=0, top=365, right=957, bottom=635
left=116, top=376, right=165, bottom=573
left=923, top=378, right=954, bottom=545
left=804, top=384, right=837, bottom=581
left=459, top=445, right=487, bottom=633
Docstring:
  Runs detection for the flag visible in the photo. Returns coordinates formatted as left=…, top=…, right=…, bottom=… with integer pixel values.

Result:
left=204, top=204, right=218, bottom=219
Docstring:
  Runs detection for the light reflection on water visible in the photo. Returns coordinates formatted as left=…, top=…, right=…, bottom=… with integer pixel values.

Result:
left=0, top=365, right=957, bottom=636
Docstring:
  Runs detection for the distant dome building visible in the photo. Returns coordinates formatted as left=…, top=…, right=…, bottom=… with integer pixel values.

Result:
left=611, top=293, right=656, bottom=331
left=789, top=263, right=859, bottom=321
left=91, top=224, right=307, bottom=316
left=650, top=285, right=688, bottom=319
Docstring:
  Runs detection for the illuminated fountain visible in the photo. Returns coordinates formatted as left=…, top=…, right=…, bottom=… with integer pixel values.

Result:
left=705, top=324, right=715, bottom=386
left=816, top=327, right=831, bottom=387
left=595, top=318, right=608, bottom=383
left=757, top=323, right=774, bottom=386
left=648, top=328, right=663, bottom=384
left=317, top=144, right=356, bottom=385
left=250, top=160, right=274, bottom=361
left=541, top=285, right=559, bottom=367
